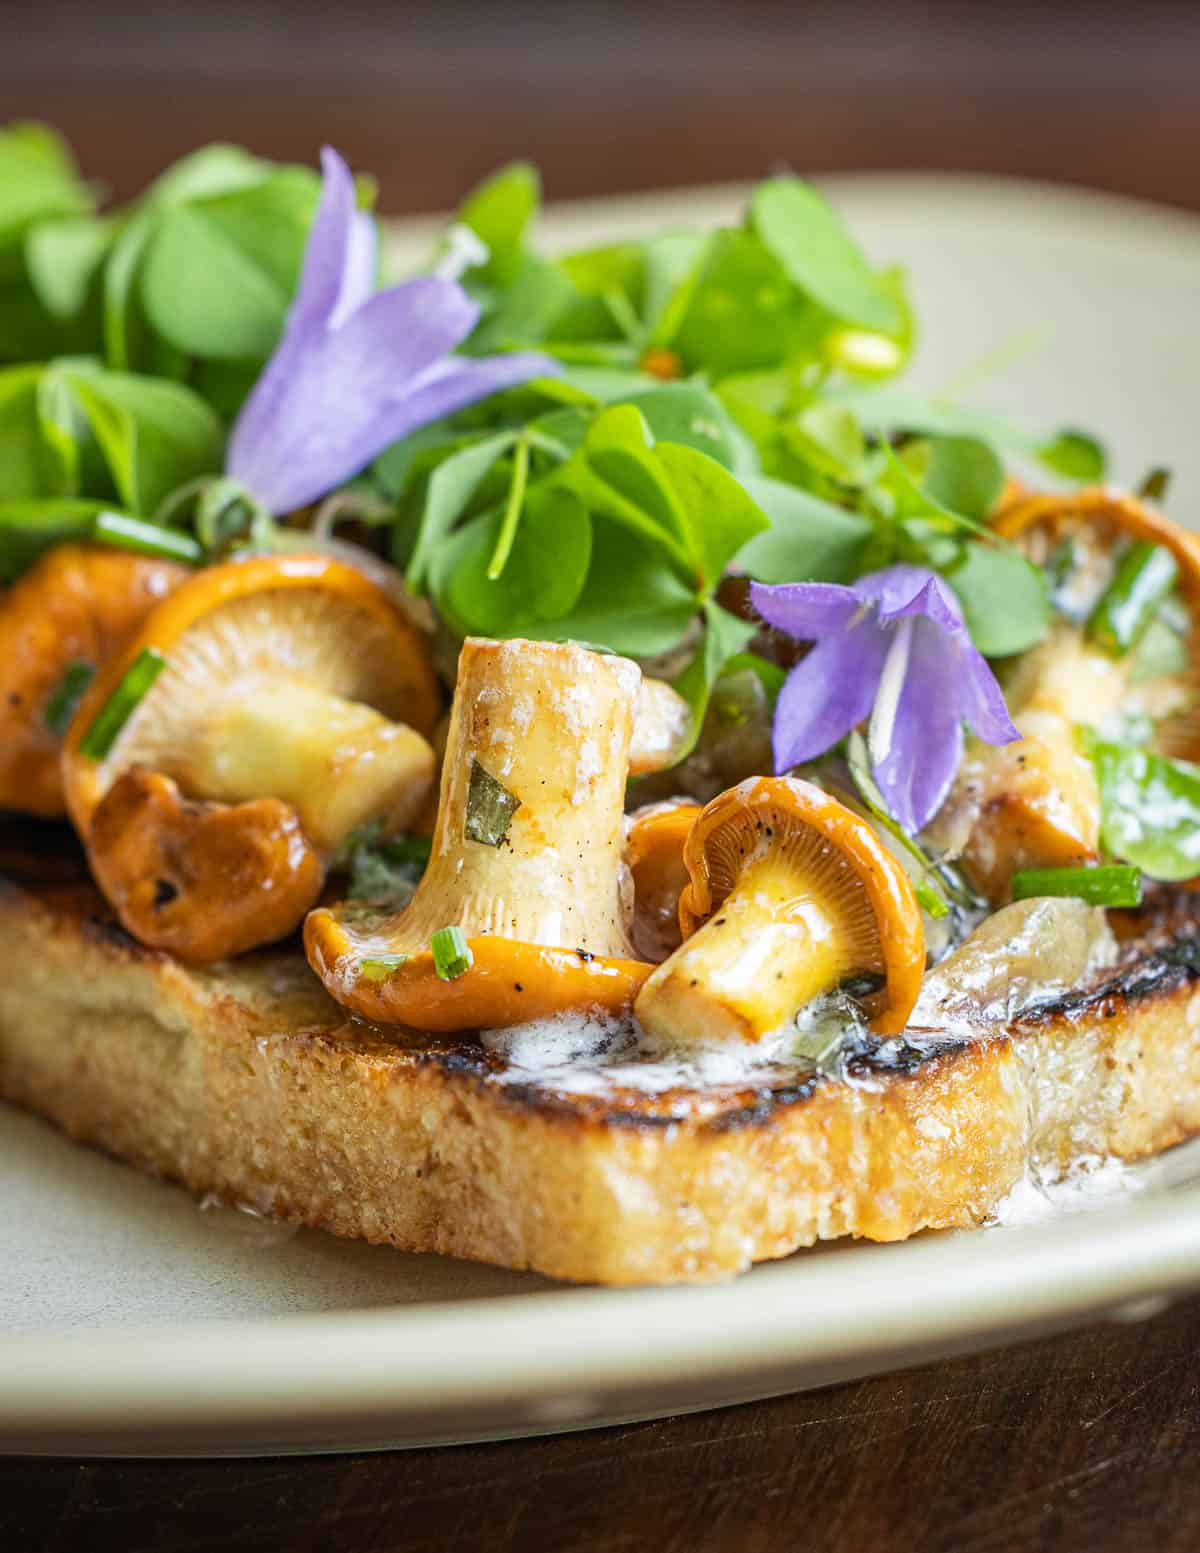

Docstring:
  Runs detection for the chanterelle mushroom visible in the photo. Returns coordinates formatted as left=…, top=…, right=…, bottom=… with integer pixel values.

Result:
left=936, top=488, right=1200, bottom=900
left=625, top=800, right=702, bottom=963
left=634, top=776, right=926, bottom=1044
left=305, top=636, right=654, bottom=1030
left=62, top=553, right=441, bottom=961
left=0, top=544, right=188, bottom=817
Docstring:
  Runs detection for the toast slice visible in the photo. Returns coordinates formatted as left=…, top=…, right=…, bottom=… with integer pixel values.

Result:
left=2, top=841, right=1200, bottom=1284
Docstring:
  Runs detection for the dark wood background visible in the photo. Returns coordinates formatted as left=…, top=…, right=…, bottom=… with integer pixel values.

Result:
left=5, top=2, right=1200, bottom=1547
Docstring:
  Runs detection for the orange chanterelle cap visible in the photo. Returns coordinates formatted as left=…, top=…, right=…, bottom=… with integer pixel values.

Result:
left=305, top=636, right=656, bottom=1031
left=62, top=552, right=441, bottom=962
left=0, top=543, right=189, bottom=817
left=634, top=775, right=926, bottom=1044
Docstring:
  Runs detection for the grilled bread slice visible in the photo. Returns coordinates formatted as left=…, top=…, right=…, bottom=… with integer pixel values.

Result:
left=2, top=843, right=1199, bottom=1285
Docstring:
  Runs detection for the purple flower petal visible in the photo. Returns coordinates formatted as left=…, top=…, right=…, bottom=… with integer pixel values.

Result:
left=956, top=640, right=1022, bottom=745
left=771, top=620, right=889, bottom=771
left=290, top=147, right=365, bottom=337
left=749, top=579, right=865, bottom=640
left=229, top=279, right=481, bottom=513
left=872, top=616, right=965, bottom=833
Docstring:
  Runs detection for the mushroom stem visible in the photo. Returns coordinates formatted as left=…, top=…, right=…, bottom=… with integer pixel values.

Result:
left=305, top=637, right=655, bottom=1029
left=385, top=637, right=638, bottom=957
left=180, top=681, right=435, bottom=852
left=635, top=851, right=868, bottom=1045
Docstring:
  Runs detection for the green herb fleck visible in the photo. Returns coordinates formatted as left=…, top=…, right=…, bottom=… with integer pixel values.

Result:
left=431, top=926, right=473, bottom=981
left=78, top=647, right=167, bottom=760
left=43, top=659, right=94, bottom=737
left=465, top=759, right=521, bottom=847
left=358, top=954, right=408, bottom=984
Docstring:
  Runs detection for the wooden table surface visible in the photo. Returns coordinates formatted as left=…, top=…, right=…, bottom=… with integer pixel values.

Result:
left=5, top=2, right=1200, bottom=1547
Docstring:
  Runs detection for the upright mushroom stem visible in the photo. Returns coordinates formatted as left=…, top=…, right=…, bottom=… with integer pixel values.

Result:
left=306, top=637, right=654, bottom=1029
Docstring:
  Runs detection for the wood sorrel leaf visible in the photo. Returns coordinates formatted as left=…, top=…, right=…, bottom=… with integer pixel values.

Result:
left=736, top=475, right=873, bottom=584
left=458, top=162, right=540, bottom=288
left=405, top=430, right=518, bottom=592
left=140, top=168, right=320, bottom=358
left=60, top=368, right=224, bottom=515
left=750, top=178, right=903, bottom=335
left=922, top=435, right=1005, bottom=521
left=1087, top=738, right=1200, bottom=881
left=0, top=123, right=94, bottom=268
left=0, top=365, right=56, bottom=499
left=671, top=599, right=758, bottom=759
left=431, top=485, right=592, bottom=639
left=946, top=540, right=1049, bottom=657
left=543, top=516, right=699, bottom=657
left=25, top=215, right=113, bottom=321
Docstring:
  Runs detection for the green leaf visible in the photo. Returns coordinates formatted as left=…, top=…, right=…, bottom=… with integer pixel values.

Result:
left=668, top=229, right=826, bottom=376
left=432, top=485, right=592, bottom=639
left=543, top=516, right=699, bottom=656
left=1036, top=429, right=1107, bottom=482
left=140, top=169, right=320, bottom=358
left=458, top=162, right=540, bottom=287
left=750, top=178, right=902, bottom=334
left=671, top=600, right=758, bottom=759
left=0, top=498, right=107, bottom=580
left=946, top=541, right=1049, bottom=657
left=569, top=404, right=767, bottom=586
left=468, top=252, right=579, bottom=352
left=623, top=382, right=744, bottom=470
left=61, top=368, right=224, bottom=515
left=652, top=441, right=769, bottom=588
left=736, top=475, right=873, bottom=583
left=922, top=435, right=1005, bottom=521
left=405, top=430, right=518, bottom=591
left=0, top=365, right=54, bottom=499
left=831, top=386, right=1109, bottom=484
left=643, top=231, right=707, bottom=336
left=0, top=123, right=93, bottom=261
left=103, top=144, right=274, bottom=370
left=1088, top=739, right=1200, bottom=881
left=25, top=215, right=113, bottom=319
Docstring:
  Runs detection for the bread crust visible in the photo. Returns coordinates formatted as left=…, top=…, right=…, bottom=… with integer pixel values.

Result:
left=2, top=864, right=1199, bottom=1285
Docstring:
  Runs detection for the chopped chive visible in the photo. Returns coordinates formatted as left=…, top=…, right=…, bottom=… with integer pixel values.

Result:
left=43, top=659, right=95, bottom=737
left=92, top=510, right=204, bottom=565
left=465, top=759, right=521, bottom=847
left=431, top=925, right=473, bottom=981
left=78, top=648, right=167, bottom=760
left=1010, top=864, right=1142, bottom=909
left=1087, top=541, right=1178, bottom=658
left=914, top=878, right=950, bottom=919
left=358, top=954, right=408, bottom=984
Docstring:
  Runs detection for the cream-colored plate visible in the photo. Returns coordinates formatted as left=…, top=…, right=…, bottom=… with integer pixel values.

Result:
left=5, top=175, right=1200, bottom=1457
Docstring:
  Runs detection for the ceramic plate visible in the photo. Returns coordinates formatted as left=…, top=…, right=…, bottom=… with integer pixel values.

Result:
left=5, top=175, right=1200, bottom=1457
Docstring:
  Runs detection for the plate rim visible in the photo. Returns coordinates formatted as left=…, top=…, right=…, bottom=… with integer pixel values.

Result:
left=8, top=170, right=1200, bottom=1453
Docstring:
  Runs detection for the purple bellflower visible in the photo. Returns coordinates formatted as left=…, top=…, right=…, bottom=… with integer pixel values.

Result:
left=227, top=148, right=554, bottom=516
left=750, top=565, right=1020, bottom=835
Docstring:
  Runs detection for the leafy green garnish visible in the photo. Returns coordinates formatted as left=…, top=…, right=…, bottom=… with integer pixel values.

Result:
left=1087, top=737, right=1200, bottom=882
